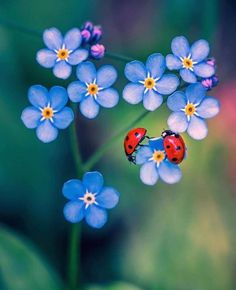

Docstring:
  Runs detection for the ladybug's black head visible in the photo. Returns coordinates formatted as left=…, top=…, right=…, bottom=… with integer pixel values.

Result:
left=161, top=129, right=174, bottom=138
left=127, top=155, right=136, bottom=164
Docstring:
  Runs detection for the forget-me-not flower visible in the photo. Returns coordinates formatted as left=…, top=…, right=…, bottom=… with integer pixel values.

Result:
left=166, top=36, right=215, bottom=83
left=167, top=83, right=220, bottom=140
left=123, top=53, right=179, bottom=111
left=136, top=138, right=182, bottom=185
left=36, top=28, right=88, bottom=79
left=21, top=85, right=74, bottom=143
left=67, top=61, right=119, bottom=119
left=63, top=171, right=120, bottom=229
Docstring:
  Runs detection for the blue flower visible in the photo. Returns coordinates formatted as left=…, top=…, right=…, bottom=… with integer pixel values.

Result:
left=166, top=36, right=215, bottom=83
left=136, top=138, right=182, bottom=185
left=36, top=28, right=88, bottom=79
left=167, top=83, right=220, bottom=140
left=21, top=85, right=74, bottom=143
left=63, top=171, right=120, bottom=229
left=67, top=61, right=119, bottom=119
left=123, top=53, right=179, bottom=111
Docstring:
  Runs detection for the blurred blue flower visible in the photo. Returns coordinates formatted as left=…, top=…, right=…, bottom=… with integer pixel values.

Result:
left=67, top=61, right=119, bottom=119
left=63, top=171, right=120, bottom=229
left=36, top=27, right=88, bottom=79
left=167, top=83, right=220, bottom=140
left=21, top=85, right=74, bottom=143
left=123, top=53, right=179, bottom=111
left=166, top=36, right=215, bottom=83
left=136, top=138, right=182, bottom=185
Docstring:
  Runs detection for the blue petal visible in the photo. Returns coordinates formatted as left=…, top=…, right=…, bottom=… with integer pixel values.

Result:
left=194, top=63, right=215, bottom=78
left=124, top=60, right=146, bottom=82
left=53, top=61, right=72, bottom=79
left=63, top=201, right=85, bottom=223
left=123, top=83, right=144, bottom=104
left=43, top=27, right=63, bottom=50
left=28, top=85, right=49, bottom=108
left=79, top=96, right=100, bottom=119
left=36, top=120, right=58, bottom=143
left=167, top=112, right=188, bottom=133
left=190, top=39, right=210, bottom=62
left=143, top=90, right=163, bottom=111
left=85, top=205, right=107, bottom=228
left=186, top=83, right=206, bottom=104
left=140, top=161, right=159, bottom=186
left=146, top=53, right=165, bottom=78
left=53, top=107, right=74, bottom=129
left=155, top=74, right=179, bottom=95
left=159, top=160, right=182, bottom=184
left=167, top=91, right=187, bottom=111
left=76, top=61, right=96, bottom=83
left=96, top=65, right=117, bottom=88
left=68, top=49, right=88, bottom=65
left=96, top=187, right=119, bottom=209
left=36, top=49, right=56, bottom=68
left=171, top=36, right=190, bottom=58
left=21, top=107, right=41, bottom=129
left=197, top=97, right=220, bottom=119
left=136, top=146, right=153, bottom=165
left=96, top=88, right=119, bottom=108
left=187, top=115, right=208, bottom=140
left=180, top=68, right=197, bottom=83
left=67, top=81, right=87, bottom=103
left=62, top=179, right=85, bottom=200
left=149, top=137, right=164, bottom=151
left=166, top=54, right=182, bottom=70
left=64, top=28, right=82, bottom=50
left=82, top=171, right=104, bottom=194
left=49, top=86, right=68, bottom=111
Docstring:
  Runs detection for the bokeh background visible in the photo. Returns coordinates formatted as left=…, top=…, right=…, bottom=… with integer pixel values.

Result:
left=0, top=0, right=236, bottom=289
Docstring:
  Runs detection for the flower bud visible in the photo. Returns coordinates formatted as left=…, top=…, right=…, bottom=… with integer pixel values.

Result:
left=201, top=75, right=219, bottom=90
left=90, top=44, right=105, bottom=59
left=92, top=25, right=102, bottom=43
left=81, top=29, right=91, bottom=44
left=83, top=21, right=94, bottom=32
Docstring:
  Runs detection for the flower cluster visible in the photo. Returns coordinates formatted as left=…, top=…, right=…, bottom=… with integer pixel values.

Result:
left=21, top=26, right=221, bottom=228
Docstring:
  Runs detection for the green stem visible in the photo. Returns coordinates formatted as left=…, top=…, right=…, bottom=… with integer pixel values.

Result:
left=105, top=51, right=133, bottom=62
left=83, top=110, right=150, bottom=171
left=67, top=112, right=84, bottom=290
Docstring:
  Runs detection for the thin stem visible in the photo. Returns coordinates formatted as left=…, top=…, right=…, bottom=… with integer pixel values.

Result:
left=105, top=51, right=134, bottom=62
left=83, top=110, right=150, bottom=171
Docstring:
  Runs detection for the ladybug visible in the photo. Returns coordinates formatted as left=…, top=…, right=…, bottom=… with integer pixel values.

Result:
left=124, top=128, right=147, bottom=164
left=161, top=130, right=186, bottom=164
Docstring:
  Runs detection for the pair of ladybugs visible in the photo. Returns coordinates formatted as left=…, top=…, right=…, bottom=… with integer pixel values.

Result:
left=124, top=128, right=186, bottom=164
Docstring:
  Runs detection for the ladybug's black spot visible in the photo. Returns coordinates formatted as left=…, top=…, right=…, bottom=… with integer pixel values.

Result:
left=176, top=146, right=181, bottom=150
left=126, top=136, right=129, bottom=141
left=172, top=157, right=178, bottom=162
left=128, top=145, right=133, bottom=149
left=134, top=132, right=139, bottom=137
left=166, top=145, right=171, bottom=149
left=175, top=134, right=180, bottom=138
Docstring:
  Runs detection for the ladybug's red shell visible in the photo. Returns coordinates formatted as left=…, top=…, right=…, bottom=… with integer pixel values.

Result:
left=163, top=133, right=186, bottom=164
left=124, top=128, right=147, bottom=156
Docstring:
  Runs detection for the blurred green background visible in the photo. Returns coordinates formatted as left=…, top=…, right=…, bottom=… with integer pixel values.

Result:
left=0, top=0, right=236, bottom=289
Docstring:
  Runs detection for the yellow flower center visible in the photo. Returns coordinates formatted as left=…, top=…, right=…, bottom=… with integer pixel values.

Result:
left=57, top=48, right=69, bottom=60
left=152, top=150, right=165, bottom=163
left=144, top=77, right=155, bottom=89
left=185, top=103, right=196, bottom=116
left=42, top=107, right=54, bottom=119
left=182, top=57, right=193, bottom=69
left=87, top=84, right=98, bottom=95
left=83, top=192, right=96, bottom=206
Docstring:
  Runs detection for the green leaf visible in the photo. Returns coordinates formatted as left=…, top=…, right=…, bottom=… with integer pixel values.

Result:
left=0, top=225, right=63, bottom=290
left=87, top=282, right=143, bottom=290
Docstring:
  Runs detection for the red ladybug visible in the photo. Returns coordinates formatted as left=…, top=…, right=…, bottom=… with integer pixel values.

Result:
left=124, top=128, right=147, bottom=163
left=161, top=130, right=186, bottom=164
